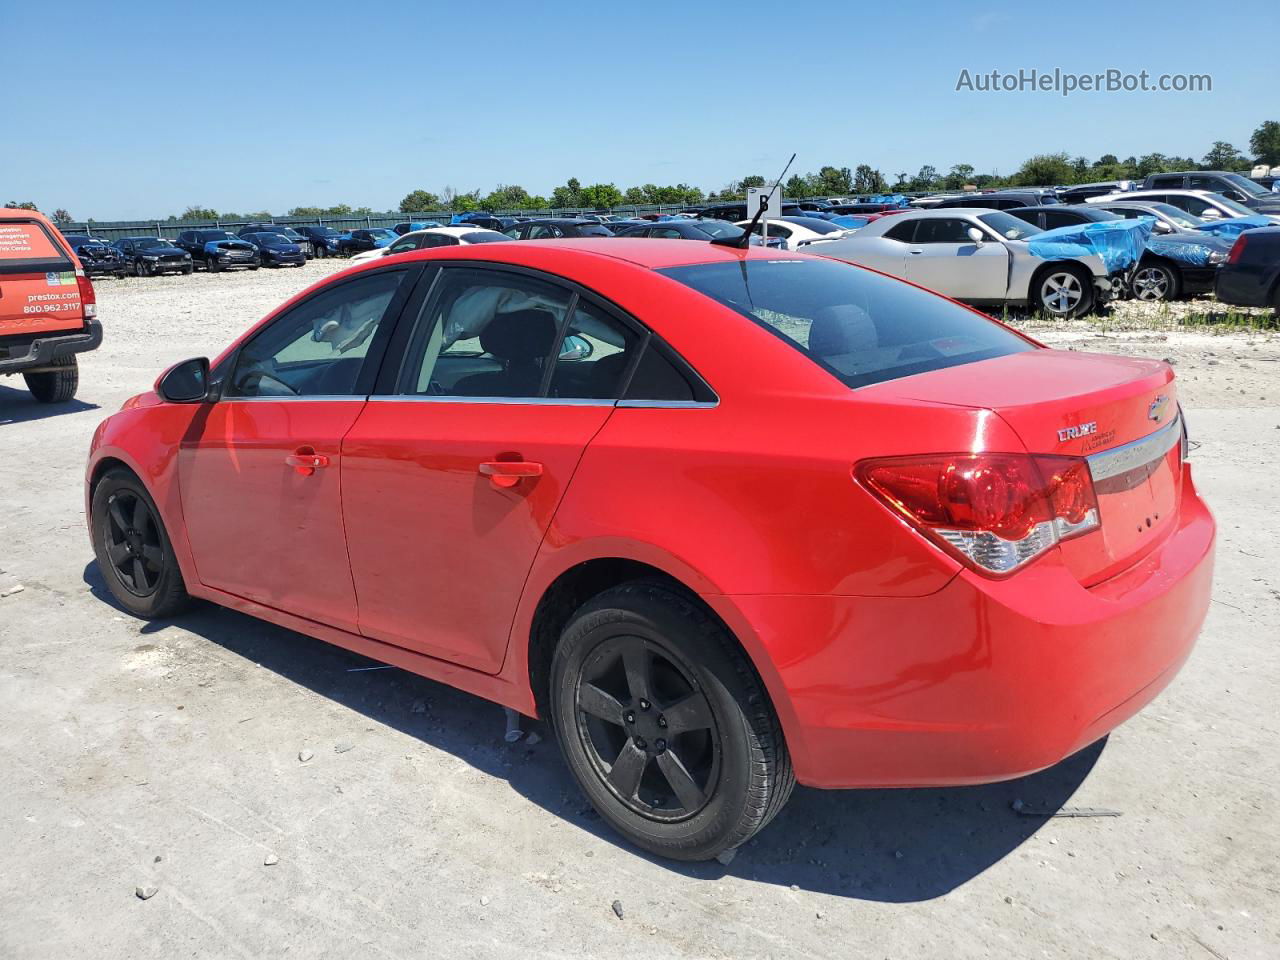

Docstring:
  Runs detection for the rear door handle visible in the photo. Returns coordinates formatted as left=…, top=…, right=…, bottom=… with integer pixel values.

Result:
left=479, top=460, right=543, bottom=489
left=286, top=446, right=330, bottom=476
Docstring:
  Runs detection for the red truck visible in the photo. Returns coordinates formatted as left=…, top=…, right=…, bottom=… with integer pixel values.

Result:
left=0, top=209, right=102, bottom=403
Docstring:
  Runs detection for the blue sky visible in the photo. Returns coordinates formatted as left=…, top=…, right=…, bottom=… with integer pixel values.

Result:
left=4, top=0, right=1276, bottom=220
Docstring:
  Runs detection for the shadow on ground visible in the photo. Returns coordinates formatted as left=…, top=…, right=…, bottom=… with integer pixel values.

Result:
left=84, top=563, right=1106, bottom=903
left=0, top=383, right=98, bottom=424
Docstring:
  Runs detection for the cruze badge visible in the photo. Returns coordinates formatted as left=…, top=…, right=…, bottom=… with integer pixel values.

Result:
left=1057, top=421, right=1098, bottom=443
left=1148, top=395, right=1170, bottom=422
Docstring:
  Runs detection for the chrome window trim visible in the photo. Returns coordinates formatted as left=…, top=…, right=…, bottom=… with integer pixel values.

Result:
left=1086, top=413, right=1181, bottom=482
left=616, top=399, right=720, bottom=409
left=216, top=395, right=368, bottom=403
left=365, top=395, right=617, bottom=407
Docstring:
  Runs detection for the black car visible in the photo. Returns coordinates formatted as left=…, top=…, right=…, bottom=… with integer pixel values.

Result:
left=175, top=230, right=260, bottom=272
left=63, top=235, right=128, bottom=279
left=112, top=236, right=193, bottom=276
left=237, top=223, right=312, bottom=259
left=1006, top=204, right=1232, bottom=302
left=502, top=218, right=614, bottom=239
left=336, top=228, right=398, bottom=254
left=615, top=219, right=775, bottom=246
left=1142, top=171, right=1280, bottom=215
left=1058, top=180, right=1135, bottom=204
left=241, top=231, right=307, bottom=268
left=1215, top=227, right=1280, bottom=311
left=929, top=189, right=1060, bottom=210
left=294, top=225, right=343, bottom=258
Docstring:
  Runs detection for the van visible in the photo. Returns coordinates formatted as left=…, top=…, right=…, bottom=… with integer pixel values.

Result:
left=0, top=209, right=102, bottom=403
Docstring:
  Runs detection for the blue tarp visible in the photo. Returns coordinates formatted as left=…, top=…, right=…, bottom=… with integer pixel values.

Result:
left=865, top=194, right=911, bottom=208
left=1025, top=219, right=1152, bottom=274
left=1193, top=215, right=1273, bottom=239
left=1146, top=233, right=1231, bottom=268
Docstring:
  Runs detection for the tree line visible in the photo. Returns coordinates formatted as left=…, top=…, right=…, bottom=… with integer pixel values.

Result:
left=15, top=121, right=1280, bottom=223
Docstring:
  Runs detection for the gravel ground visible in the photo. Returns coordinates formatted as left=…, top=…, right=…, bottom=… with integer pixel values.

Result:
left=1, top=263, right=1278, bottom=959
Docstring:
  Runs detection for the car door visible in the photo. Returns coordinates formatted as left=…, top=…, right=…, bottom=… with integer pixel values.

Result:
left=178, top=266, right=418, bottom=631
left=904, top=216, right=1009, bottom=300
left=340, top=266, right=640, bottom=673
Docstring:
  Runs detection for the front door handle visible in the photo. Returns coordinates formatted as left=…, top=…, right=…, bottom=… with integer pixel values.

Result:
left=909, top=248, right=924, bottom=254
left=286, top=446, right=330, bottom=476
left=479, top=460, right=543, bottom=489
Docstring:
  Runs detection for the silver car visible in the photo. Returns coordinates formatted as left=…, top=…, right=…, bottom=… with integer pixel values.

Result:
left=811, top=208, right=1126, bottom=318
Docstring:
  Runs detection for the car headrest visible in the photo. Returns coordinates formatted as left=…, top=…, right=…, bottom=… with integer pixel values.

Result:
left=479, top=309, right=557, bottom=363
left=808, top=304, right=879, bottom=358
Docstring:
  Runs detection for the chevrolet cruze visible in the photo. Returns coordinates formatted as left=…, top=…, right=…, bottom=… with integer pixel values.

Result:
left=86, top=239, right=1215, bottom=860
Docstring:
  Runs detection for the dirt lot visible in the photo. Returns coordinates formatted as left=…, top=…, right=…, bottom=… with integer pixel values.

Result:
left=1, top=263, right=1277, bottom=959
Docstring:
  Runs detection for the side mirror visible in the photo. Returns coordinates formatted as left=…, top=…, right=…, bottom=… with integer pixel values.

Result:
left=1154, top=221, right=1174, bottom=234
left=158, top=357, right=212, bottom=403
left=966, top=226, right=986, bottom=245
left=1200, top=208, right=1221, bottom=221
left=558, top=335, right=594, bottom=361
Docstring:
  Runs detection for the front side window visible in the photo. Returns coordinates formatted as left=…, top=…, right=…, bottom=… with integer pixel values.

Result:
left=977, top=211, right=1042, bottom=240
left=660, top=258, right=1034, bottom=390
left=227, top=270, right=407, bottom=398
left=913, top=218, right=975, bottom=244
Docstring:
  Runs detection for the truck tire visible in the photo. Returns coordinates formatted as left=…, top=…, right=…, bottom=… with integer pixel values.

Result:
left=24, top=356, right=79, bottom=404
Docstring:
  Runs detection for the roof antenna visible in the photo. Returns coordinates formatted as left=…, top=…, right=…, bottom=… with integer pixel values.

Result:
left=712, top=152, right=797, bottom=249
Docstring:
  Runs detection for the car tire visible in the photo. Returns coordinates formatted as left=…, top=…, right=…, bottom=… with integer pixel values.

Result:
left=91, top=469, right=191, bottom=619
left=183, top=265, right=193, bottom=275
left=207, top=258, right=221, bottom=273
left=313, top=244, right=327, bottom=259
left=1032, top=263, right=1094, bottom=319
left=549, top=581, right=794, bottom=861
left=23, top=355, right=79, bottom=403
left=249, top=264, right=260, bottom=271
left=1130, top=261, right=1180, bottom=302
left=133, top=260, right=145, bottom=277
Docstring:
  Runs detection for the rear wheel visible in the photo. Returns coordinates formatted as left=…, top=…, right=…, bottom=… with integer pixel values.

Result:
left=550, top=582, right=793, bottom=861
left=207, top=257, right=220, bottom=273
left=91, top=470, right=190, bottom=619
left=23, top=356, right=78, bottom=403
left=1130, top=262, right=1180, bottom=302
left=1033, top=263, right=1094, bottom=319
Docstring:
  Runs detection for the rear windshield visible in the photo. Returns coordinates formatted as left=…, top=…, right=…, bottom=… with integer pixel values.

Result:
left=461, top=231, right=507, bottom=243
left=0, top=219, right=73, bottom=274
left=659, top=258, right=1035, bottom=389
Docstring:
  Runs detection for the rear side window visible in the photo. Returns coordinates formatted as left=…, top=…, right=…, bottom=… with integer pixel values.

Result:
left=660, top=258, right=1035, bottom=389
left=0, top=220, right=73, bottom=274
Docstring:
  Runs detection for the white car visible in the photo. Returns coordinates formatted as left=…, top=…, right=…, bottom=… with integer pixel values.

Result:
left=811, top=208, right=1128, bottom=318
left=349, top=226, right=509, bottom=263
left=1087, top=189, right=1280, bottom=225
left=734, top=216, right=849, bottom=250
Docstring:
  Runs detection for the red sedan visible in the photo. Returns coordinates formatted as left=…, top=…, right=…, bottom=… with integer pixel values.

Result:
left=86, top=239, right=1215, bottom=861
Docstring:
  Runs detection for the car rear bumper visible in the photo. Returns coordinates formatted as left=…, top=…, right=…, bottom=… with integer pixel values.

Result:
left=1215, top=263, right=1274, bottom=307
left=0, top=318, right=103, bottom=373
left=721, top=463, right=1215, bottom=789
left=81, top=262, right=125, bottom=277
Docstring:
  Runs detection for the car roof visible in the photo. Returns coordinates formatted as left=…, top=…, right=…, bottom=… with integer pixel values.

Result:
left=407, top=226, right=503, bottom=238
left=379, top=237, right=807, bottom=271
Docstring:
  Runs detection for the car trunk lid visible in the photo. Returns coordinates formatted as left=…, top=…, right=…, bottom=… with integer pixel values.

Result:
left=865, top=348, right=1183, bottom=584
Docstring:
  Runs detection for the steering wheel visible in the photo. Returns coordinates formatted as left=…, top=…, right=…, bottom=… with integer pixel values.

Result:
left=239, top=370, right=299, bottom=397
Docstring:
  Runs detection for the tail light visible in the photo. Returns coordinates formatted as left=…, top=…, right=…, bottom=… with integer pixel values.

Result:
left=1226, top=234, right=1248, bottom=265
left=76, top=269, right=97, bottom=319
left=856, top=453, right=1100, bottom=576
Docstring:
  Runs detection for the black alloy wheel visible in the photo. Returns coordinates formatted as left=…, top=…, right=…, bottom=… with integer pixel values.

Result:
left=102, top=489, right=164, bottom=597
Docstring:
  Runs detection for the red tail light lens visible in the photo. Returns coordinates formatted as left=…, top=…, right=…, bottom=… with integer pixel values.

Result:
left=857, top=453, right=1100, bottom=575
left=76, top=270, right=97, bottom=319
left=1226, top=234, right=1248, bottom=265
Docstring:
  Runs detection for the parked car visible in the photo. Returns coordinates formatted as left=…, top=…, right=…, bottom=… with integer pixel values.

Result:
left=1006, top=205, right=1231, bottom=301
left=175, top=230, right=261, bottom=272
left=337, top=228, right=398, bottom=255
left=812, top=208, right=1131, bottom=317
left=929, top=189, right=1060, bottom=210
left=1142, top=171, right=1280, bottom=215
left=62, top=235, right=128, bottom=279
left=733, top=216, right=847, bottom=249
left=1215, top=227, right=1280, bottom=312
left=349, top=226, right=509, bottom=263
left=294, top=225, right=343, bottom=258
left=1091, top=200, right=1208, bottom=233
left=237, top=224, right=312, bottom=259
left=600, top=219, right=649, bottom=234
left=112, top=236, right=193, bottom=276
left=393, top=221, right=443, bottom=236
left=1089, top=189, right=1280, bottom=225
left=616, top=219, right=777, bottom=246
left=829, top=214, right=872, bottom=230
left=452, top=213, right=505, bottom=231
left=84, top=239, right=1214, bottom=861
left=503, top=218, right=614, bottom=239
left=0, top=208, right=101, bottom=403
left=241, top=232, right=308, bottom=268
left=1057, top=180, right=1134, bottom=204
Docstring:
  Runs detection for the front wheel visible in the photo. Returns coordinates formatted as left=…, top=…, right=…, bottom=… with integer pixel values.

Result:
left=1130, top=262, right=1180, bottom=302
left=550, top=582, right=794, bottom=861
left=207, top=258, right=220, bottom=273
left=91, top=469, right=191, bottom=619
left=23, top=355, right=79, bottom=403
left=1032, top=263, right=1095, bottom=319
